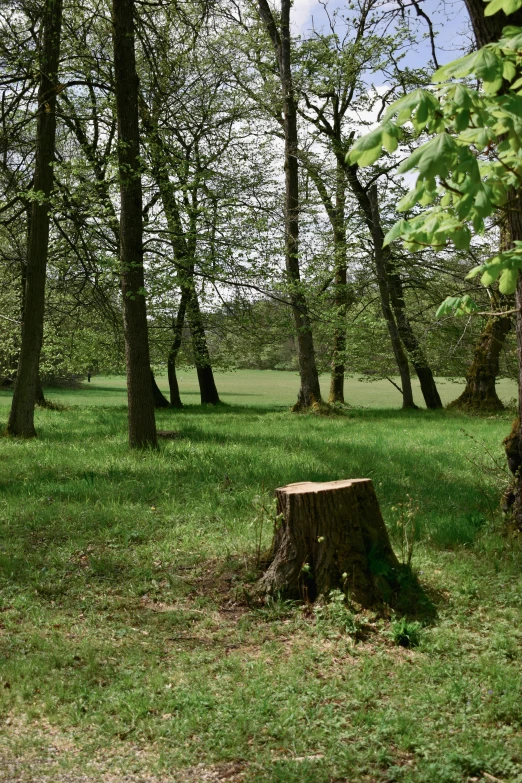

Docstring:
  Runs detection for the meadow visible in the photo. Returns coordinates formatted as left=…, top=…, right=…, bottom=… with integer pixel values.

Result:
left=0, top=370, right=516, bottom=409
left=0, top=372, right=521, bottom=782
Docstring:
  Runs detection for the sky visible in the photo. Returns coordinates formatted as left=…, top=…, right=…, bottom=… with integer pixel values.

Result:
left=291, top=0, right=473, bottom=68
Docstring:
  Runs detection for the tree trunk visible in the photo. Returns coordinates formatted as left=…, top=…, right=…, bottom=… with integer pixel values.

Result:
left=167, top=361, right=183, bottom=409
left=329, top=258, right=348, bottom=404
left=343, top=165, right=441, bottom=409
left=451, top=11, right=515, bottom=414
left=151, top=371, right=170, bottom=408
left=450, top=315, right=511, bottom=411
left=367, top=186, right=416, bottom=408
left=258, top=479, right=400, bottom=606
left=167, top=290, right=188, bottom=408
left=7, top=0, right=63, bottom=438
left=140, top=105, right=220, bottom=407
left=507, top=194, right=522, bottom=530
left=35, top=379, right=46, bottom=408
left=112, top=0, right=157, bottom=449
left=329, top=159, right=348, bottom=404
left=257, top=0, right=322, bottom=409
left=367, top=180, right=441, bottom=408
left=463, top=0, right=522, bottom=47
left=187, top=292, right=220, bottom=405
left=302, top=160, right=349, bottom=404
left=384, top=264, right=443, bottom=409
left=461, top=1, right=522, bottom=526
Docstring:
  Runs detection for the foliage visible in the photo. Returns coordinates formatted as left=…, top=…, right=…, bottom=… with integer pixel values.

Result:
left=348, top=20, right=522, bottom=311
left=391, top=616, right=423, bottom=647
left=391, top=494, right=420, bottom=566
left=313, top=589, right=361, bottom=637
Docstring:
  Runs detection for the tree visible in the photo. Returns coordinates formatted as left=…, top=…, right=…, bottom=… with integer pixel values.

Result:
left=348, top=0, right=522, bottom=520
left=256, top=0, right=322, bottom=409
left=7, top=0, right=63, bottom=437
left=112, top=0, right=157, bottom=448
left=447, top=0, right=522, bottom=411
left=289, top=4, right=442, bottom=408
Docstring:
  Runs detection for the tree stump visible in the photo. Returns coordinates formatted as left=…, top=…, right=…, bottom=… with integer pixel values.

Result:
left=258, top=479, right=400, bottom=606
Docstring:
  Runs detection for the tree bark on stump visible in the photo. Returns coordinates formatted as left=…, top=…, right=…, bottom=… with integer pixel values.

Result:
left=258, top=479, right=399, bottom=606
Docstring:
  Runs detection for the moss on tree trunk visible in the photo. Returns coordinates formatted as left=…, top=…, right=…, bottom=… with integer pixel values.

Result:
left=449, top=315, right=511, bottom=412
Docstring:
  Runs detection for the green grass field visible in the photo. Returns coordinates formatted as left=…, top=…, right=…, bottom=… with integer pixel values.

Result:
left=0, top=375, right=521, bottom=782
left=0, top=370, right=517, bottom=409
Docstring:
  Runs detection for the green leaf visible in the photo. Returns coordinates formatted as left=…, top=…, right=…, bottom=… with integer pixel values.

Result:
left=466, top=265, right=484, bottom=280
left=436, top=295, right=478, bottom=317
left=485, top=0, right=522, bottom=16
left=452, top=225, right=472, bottom=249
left=474, top=48, right=503, bottom=87
left=382, top=122, right=400, bottom=153
left=383, top=219, right=410, bottom=246
left=383, top=89, right=439, bottom=128
left=355, top=145, right=383, bottom=167
left=398, top=133, right=458, bottom=180
left=474, top=186, right=493, bottom=217
left=481, top=264, right=503, bottom=286
left=397, top=186, right=424, bottom=212
left=433, top=51, right=480, bottom=82
left=458, top=127, right=494, bottom=150
left=347, top=128, right=383, bottom=167
left=502, top=59, right=517, bottom=81
left=499, top=26, right=522, bottom=51
left=499, top=267, right=518, bottom=293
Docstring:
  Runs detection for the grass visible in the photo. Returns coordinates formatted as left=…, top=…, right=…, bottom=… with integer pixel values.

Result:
left=0, top=369, right=517, bottom=409
left=0, top=375, right=521, bottom=782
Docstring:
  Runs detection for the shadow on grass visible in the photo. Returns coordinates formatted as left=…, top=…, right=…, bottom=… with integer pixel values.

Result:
left=388, top=564, right=438, bottom=623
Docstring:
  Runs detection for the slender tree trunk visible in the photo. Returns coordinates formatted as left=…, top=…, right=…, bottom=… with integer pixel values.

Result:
left=367, top=186, right=416, bottom=408
left=140, top=105, right=220, bottom=407
left=7, top=0, right=63, bottom=437
left=257, top=0, right=322, bottom=409
left=167, top=289, right=188, bottom=408
left=302, top=159, right=350, bottom=404
left=187, top=292, right=220, bottom=405
left=345, top=163, right=441, bottom=408
left=386, top=265, right=443, bottom=409
left=329, top=159, right=348, bottom=404
left=353, top=175, right=440, bottom=408
left=329, top=248, right=348, bottom=403
left=112, top=0, right=157, bottom=449
left=506, top=192, right=522, bottom=529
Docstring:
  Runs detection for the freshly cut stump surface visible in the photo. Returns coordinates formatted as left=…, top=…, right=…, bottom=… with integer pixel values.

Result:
left=259, top=478, right=399, bottom=606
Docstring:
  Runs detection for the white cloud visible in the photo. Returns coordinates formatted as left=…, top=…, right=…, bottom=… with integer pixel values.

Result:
left=290, top=0, right=320, bottom=30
